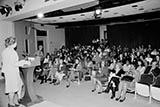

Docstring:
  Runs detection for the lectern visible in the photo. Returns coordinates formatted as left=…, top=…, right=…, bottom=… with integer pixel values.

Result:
left=20, top=57, right=43, bottom=107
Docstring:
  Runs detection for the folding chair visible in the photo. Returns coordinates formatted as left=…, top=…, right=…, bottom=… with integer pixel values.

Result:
left=151, top=76, right=160, bottom=101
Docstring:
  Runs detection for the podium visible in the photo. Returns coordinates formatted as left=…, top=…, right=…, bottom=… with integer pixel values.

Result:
left=20, top=57, right=43, bottom=107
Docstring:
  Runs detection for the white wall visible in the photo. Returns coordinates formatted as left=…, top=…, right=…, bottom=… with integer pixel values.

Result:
left=34, top=24, right=65, bottom=53
left=99, top=25, right=107, bottom=40
left=14, top=21, right=36, bottom=59
left=0, top=21, right=15, bottom=63
left=0, top=21, right=15, bottom=79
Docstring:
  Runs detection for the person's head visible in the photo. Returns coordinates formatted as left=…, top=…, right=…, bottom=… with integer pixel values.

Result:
left=125, top=60, right=130, bottom=65
left=38, top=45, right=43, bottom=51
left=130, top=64, right=135, bottom=71
left=75, top=58, right=79, bottom=64
left=147, top=53, right=151, bottom=58
left=45, top=53, right=50, bottom=58
left=101, top=61, right=106, bottom=67
left=119, top=54, right=123, bottom=58
left=59, top=58, right=64, bottom=64
left=137, top=60, right=142, bottom=66
left=151, top=61, right=157, bottom=69
left=5, top=36, right=17, bottom=48
left=156, top=55, right=160, bottom=61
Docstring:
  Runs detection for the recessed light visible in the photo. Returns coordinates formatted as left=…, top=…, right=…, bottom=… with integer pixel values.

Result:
left=104, top=10, right=109, bottom=13
left=37, top=13, right=44, bottom=18
left=152, top=7, right=160, bottom=11
left=144, top=10, right=149, bottom=13
left=114, top=12, right=118, bottom=15
left=72, top=18, right=76, bottom=20
left=113, top=2, right=120, bottom=5
left=80, top=14, right=85, bottom=16
left=132, top=5, right=138, bottom=8
left=121, top=14, right=125, bottom=16
left=139, top=8, right=144, bottom=10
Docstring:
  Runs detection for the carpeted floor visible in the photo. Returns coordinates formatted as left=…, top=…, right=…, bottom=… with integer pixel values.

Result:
left=33, top=80, right=160, bottom=107
left=1, top=79, right=160, bottom=107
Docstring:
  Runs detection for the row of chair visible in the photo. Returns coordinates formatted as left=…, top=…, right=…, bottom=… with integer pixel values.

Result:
left=135, top=74, right=160, bottom=103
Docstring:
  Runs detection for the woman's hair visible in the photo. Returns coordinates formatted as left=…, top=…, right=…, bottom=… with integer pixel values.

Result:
left=5, top=36, right=16, bottom=48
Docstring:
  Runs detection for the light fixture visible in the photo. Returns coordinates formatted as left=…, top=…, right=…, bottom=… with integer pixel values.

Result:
left=0, top=6, right=6, bottom=15
left=95, top=8, right=101, bottom=15
left=37, top=13, right=44, bottom=18
left=94, top=6, right=102, bottom=19
left=14, top=1, right=23, bottom=11
left=0, top=5, right=12, bottom=17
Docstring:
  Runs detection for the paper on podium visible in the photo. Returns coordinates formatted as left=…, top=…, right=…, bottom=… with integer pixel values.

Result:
left=30, top=57, right=40, bottom=67
left=23, top=57, right=40, bottom=67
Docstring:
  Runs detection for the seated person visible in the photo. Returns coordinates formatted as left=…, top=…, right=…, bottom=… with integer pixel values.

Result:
left=92, top=60, right=109, bottom=94
left=40, top=62, right=50, bottom=84
left=54, top=58, right=66, bottom=85
left=69, top=57, right=83, bottom=85
left=145, top=53, right=153, bottom=66
left=140, top=61, right=160, bottom=85
left=134, top=60, right=146, bottom=82
left=47, top=60, right=57, bottom=84
left=60, top=60, right=71, bottom=88
left=115, top=64, right=136, bottom=102
left=103, top=61, right=125, bottom=99
left=33, top=65, right=42, bottom=82
left=40, top=53, right=52, bottom=84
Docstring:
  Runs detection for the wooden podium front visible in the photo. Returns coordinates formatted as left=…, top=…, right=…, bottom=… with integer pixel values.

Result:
left=20, top=57, right=43, bottom=107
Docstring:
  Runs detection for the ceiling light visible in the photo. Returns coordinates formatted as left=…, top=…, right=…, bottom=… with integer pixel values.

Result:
left=94, top=6, right=102, bottom=19
left=72, top=18, right=76, bottom=20
left=80, top=14, right=85, bottom=16
left=14, top=1, right=23, bottom=11
left=0, top=5, right=12, bottom=17
left=37, top=13, right=44, bottom=18
left=0, top=6, right=7, bottom=15
left=95, top=8, right=102, bottom=15
left=59, top=17, right=63, bottom=19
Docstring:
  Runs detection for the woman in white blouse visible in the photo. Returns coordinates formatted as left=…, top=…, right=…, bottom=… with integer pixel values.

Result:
left=1, top=37, right=30, bottom=107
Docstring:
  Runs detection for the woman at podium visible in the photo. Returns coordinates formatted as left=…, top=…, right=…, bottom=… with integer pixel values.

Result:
left=1, top=36, right=30, bottom=107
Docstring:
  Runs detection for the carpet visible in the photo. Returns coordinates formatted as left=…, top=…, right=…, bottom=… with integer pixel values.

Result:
left=30, top=101, right=63, bottom=107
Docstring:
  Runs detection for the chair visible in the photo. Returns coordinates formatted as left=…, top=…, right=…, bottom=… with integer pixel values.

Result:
left=135, top=74, right=154, bottom=104
left=151, top=76, right=160, bottom=101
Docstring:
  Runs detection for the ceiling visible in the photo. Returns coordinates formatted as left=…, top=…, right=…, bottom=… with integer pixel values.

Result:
left=1, top=0, right=160, bottom=26
left=24, top=0, right=160, bottom=26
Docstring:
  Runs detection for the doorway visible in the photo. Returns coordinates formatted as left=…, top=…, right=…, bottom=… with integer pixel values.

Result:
left=37, top=36, right=47, bottom=56
left=36, top=29, right=48, bottom=56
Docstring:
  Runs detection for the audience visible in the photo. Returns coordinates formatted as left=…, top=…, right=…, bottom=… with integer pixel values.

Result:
left=33, top=38, right=160, bottom=103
